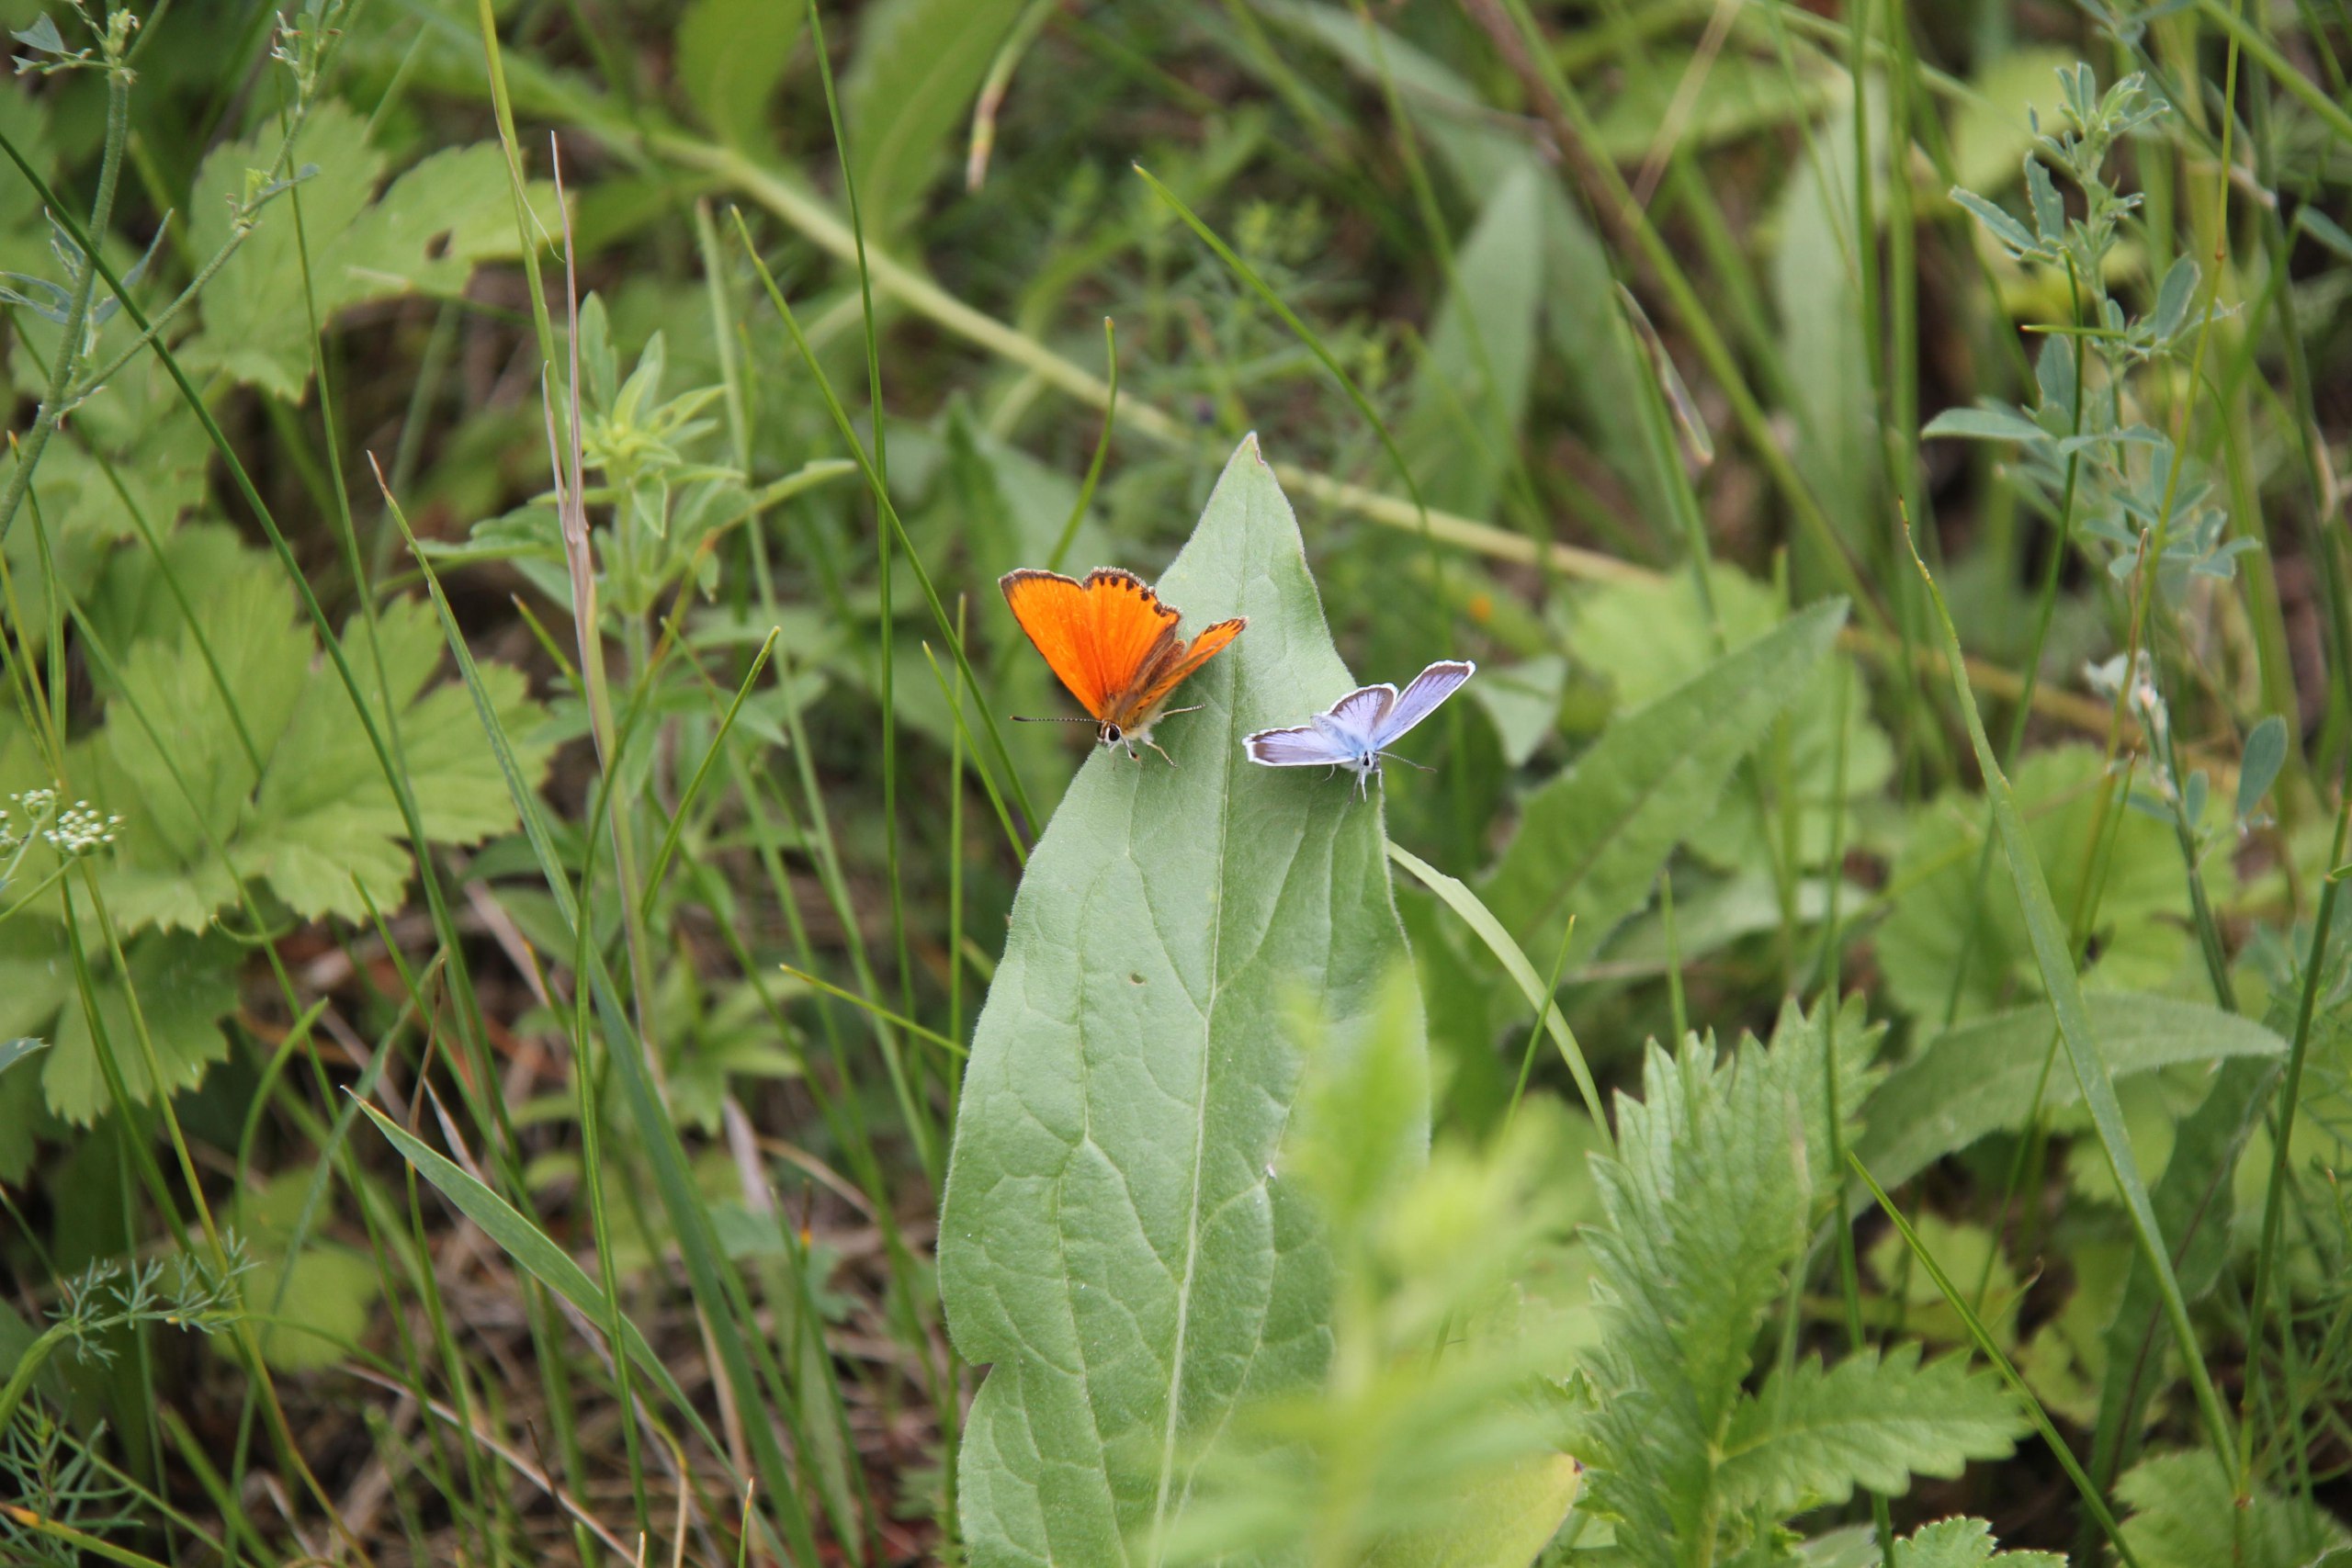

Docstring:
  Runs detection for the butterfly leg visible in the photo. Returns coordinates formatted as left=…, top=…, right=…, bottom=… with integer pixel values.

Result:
left=1144, top=736, right=1179, bottom=768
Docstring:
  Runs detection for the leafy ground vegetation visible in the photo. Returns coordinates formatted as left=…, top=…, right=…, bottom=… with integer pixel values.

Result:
left=2, top=0, right=2351, bottom=1563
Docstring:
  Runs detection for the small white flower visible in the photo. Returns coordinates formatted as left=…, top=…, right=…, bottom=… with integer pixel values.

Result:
left=43, top=800, right=123, bottom=857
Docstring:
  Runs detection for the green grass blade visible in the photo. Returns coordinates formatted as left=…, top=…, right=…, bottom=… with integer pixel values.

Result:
left=1386, top=840, right=1608, bottom=1144
left=1904, top=528, right=2236, bottom=1472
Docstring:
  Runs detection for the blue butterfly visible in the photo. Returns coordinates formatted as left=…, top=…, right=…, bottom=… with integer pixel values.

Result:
left=1243, top=660, right=1476, bottom=797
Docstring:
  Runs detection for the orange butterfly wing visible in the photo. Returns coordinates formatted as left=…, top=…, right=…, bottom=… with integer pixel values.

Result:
left=1119, top=617, right=1246, bottom=726
left=1001, top=568, right=1179, bottom=721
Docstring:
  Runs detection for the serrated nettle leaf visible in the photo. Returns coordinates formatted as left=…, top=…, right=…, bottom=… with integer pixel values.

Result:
left=1856, top=993, right=2287, bottom=1190
left=1572, top=998, right=1883, bottom=1568
left=1483, top=598, right=1845, bottom=964
left=939, top=439, right=1425, bottom=1565
left=2238, top=716, right=2289, bottom=819
left=1922, top=403, right=2051, bottom=445
left=1714, top=1345, right=2024, bottom=1516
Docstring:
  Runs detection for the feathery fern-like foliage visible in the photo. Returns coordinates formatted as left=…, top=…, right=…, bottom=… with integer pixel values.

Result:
left=1572, top=998, right=2026, bottom=1564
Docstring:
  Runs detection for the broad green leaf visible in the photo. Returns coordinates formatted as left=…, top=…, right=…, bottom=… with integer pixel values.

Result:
left=1893, top=1517, right=2064, bottom=1568
left=1857, top=994, right=2288, bottom=1189
left=1402, top=160, right=1542, bottom=520
left=8, top=929, right=241, bottom=1126
left=94, top=555, right=553, bottom=931
left=182, top=100, right=560, bottom=399
left=1876, top=745, right=2192, bottom=1022
left=1566, top=568, right=1890, bottom=873
left=1252, top=0, right=1663, bottom=523
left=0, top=1038, right=43, bottom=1077
left=1947, top=48, right=2078, bottom=196
left=1716, top=1345, right=2023, bottom=1516
left=842, top=0, right=1028, bottom=237
left=244, top=1244, right=378, bottom=1373
left=235, top=1169, right=380, bottom=1373
left=2118, top=1450, right=2352, bottom=1568
left=939, top=439, right=1425, bottom=1565
left=1591, top=52, right=1835, bottom=159
left=1773, top=106, right=1879, bottom=547
left=1483, top=598, right=1845, bottom=964
left=676, top=0, right=803, bottom=150
left=1362, top=1451, right=1581, bottom=1568
left=1465, top=654, right=1566, bottom=770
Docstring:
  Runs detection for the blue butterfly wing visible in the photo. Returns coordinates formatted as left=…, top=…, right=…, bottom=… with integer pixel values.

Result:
left=1370, top=660, right=1475, bottom=748
left=1244, top=725, right=1350, bottom=767
left=1324, top=682, right=1396, bottom=732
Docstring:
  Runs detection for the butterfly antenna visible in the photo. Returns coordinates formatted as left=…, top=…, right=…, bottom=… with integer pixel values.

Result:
left=1011, top=715, right=1102, bottom=724
left=1159, top=704, right=1204, bottom=719
left=1383, top=751, right=1437, bottom=773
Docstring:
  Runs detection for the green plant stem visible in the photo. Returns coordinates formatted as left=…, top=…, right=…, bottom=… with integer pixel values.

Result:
left=0, top=34, right=130, bottom=551
left=2241, top=778, right=2352, bottom=1479
left=1852, top=1158, right=2144, bottom=1567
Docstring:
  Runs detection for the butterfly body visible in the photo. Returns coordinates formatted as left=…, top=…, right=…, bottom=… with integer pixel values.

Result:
left=1245, top=660, right=1475, bottom=796
left=1001, top=567, right=1245, bottom=764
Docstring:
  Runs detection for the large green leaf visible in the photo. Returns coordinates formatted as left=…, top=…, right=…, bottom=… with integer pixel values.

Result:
left=1876, top=745, right=2193, bottom=1022
left=0, top=925, right=240, bottom=1126
left=675, top=0, right=803, bottom=150
left=2118, top=1450, right=2352, bottom=1568
left=92, top=558, right=552, bottom=931
left=1401, top=160, right=1542, bottom=520
left=842, top=0, right=1028, bottom=237
left=182, top=100, right=559, bottom=399
left=1482, top=599, right=1845, bottom=964
left=939, top=439, right=1424, bottom=1564
left=1857, top=994, right=2288, bottom=1190
left=1771, top=104, right=1880, bottom=550
left=1566, top=568, right=1891, bottom=873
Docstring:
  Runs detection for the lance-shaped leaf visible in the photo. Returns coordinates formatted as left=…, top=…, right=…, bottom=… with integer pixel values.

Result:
left=1482, top=600, right=1845, bottom=964
left=940, top=438, right=1425, bottom=1565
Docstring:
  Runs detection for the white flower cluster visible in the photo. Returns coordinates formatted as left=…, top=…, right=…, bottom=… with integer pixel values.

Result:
left=0, top=786, right=123, bottom=858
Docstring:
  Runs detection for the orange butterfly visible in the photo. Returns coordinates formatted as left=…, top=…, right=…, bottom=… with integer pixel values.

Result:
left=1001, top=567, right=1245, bottom=765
